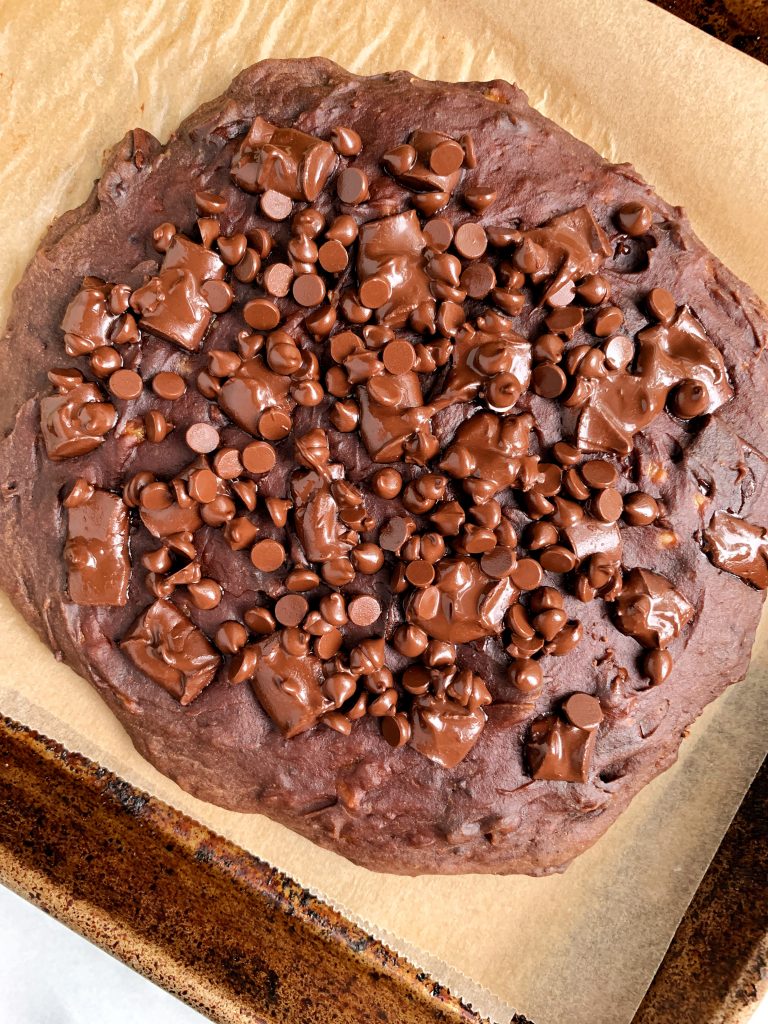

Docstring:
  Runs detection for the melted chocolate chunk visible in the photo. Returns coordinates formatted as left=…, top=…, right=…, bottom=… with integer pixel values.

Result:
left=612, top=568, right=694, bottom=649
left=406, top=556, right=516, bottom=643
left=231, top=116, right=337, bottom=201
left=525, top=693, right=603, bottom=783
left=131, top=234, right=226, bottom=351
left=121, top=599, right=221, bottom=704
left=576, top=308, right=732, bottom=455
left=703, top=511, right=768, bottom=588
left=409, top=695, right=487, bottom=769
left=40, top=382, right=117, bottom=459
left=64, top=489, right=130, bottom=606
left=241, top=632, right=330, bottom=738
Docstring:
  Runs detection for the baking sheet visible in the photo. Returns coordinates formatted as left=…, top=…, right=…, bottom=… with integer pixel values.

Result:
left=1, top=2, right=767, bottom=1022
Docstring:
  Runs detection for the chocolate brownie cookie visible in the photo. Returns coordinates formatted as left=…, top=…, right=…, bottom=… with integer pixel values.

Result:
left=1, top=58, right=767, bottom=875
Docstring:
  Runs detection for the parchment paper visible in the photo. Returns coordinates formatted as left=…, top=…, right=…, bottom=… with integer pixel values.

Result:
left=1, top=2, right=767, bottom=1023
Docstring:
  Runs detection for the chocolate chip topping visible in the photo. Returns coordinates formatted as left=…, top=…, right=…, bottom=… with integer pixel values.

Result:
left=36, top=86, right=761, bottom=793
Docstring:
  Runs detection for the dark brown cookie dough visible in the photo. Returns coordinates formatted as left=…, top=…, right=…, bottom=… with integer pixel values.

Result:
left=1, top=58, right=767, bottom=875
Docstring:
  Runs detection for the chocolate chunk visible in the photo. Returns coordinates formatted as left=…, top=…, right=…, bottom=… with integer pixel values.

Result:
left=232, top=117, right=337, bottom=201
left=613, top=568, right=694, bottom=648
left=525, top=701, right=600, bottom=783
left=703, top=511, right=768, bottom=588
left=64, top=489, right=130, bottom=606
left=406, top=556, right=516, bottom=643
left=242, top=633, right=329, bottom=738
left=121, top=599, right=220, bottom=704
left=409, top=695, right=487, bottom=769
left=40, top=383, right=117, bottom=459
left=357, top=210, right=430, bottom=326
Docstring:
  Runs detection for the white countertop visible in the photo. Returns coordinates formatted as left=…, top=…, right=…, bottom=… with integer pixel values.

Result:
left=0, top=885, right=207, bottom=1022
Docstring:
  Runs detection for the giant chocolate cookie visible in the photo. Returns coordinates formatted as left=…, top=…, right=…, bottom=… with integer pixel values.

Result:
left=1, top=58, right=767, bottom=875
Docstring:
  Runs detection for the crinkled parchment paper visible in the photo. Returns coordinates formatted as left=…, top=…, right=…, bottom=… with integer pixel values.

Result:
left=1, top=2, right=767, bottom=1022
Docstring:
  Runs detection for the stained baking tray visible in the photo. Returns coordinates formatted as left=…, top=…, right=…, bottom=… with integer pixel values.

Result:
left=0, top=718, right=765, bottom=1023
left=1, top=1, right=767, bottom=1021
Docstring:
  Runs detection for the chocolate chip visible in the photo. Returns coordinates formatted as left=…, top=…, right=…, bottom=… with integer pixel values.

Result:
left=254, top=410, right=290, bottom=443
left=423, top=217, right=454, bottom=253
left=241, top=440, right=276, bottom=474
left=330, top=126, right=362, bottom=157
left=648, top=287, right=676, bottom=324
left=195, top=190, right=227, bottom=215
left=480, top=546, right=516, bottom=578
left=593, top=305, right=624, bottom=337
left=250, top=539, right=285, bottom=572
left=406, top=560, right=436, bottom=588
left=590, top=487, right=624, bottom=524
left=602, top=334, right=635, bottom=371
left=509, top=658, right=543, bottom=694
left=461, top=262, right=496, bottom=299
left=644, top=649, right=673, bottom=685
left=187, top=578, right=223, bottom=610
left=213, top=447, right=243, bottom=480
left=145, top=410, right=171, bottom=443
left=216, top=233, right=247, bottom=266
left=318, top=239, right=349, bottom=273
left=244, top=607, right=276, bottom=635
left=381, top=713, right=411, bottom=749
left=243, top=298, right=281, bottom=331
left=545, top=307, right=584, bottom=338
left=201, top=279, right=234, bottom=314
left=581, top=460, right=619, bottom=489
left=623, top=491, right=659, bottom=526
left=262, top=263, right=294, bottom=297
left=152, top=371, right=186, bottom=400
left=152, top=222, right=176, bottom=252
left=197, top=217, right=220, bottom=249
left=90, top=347, right=122, bottom=378
left=275, top=594, right=309, bottom=627
left=563, top=692, right=603, bottom=730
left=429, top=139, right=464, bottom=175
left=532, top=363, right=567, bottom=398
left=538, top=545, right=578, bottom=573
left=382, top=144, right=417, bottom=177
left=382, top=339, right=416, bottom=374
left=336, top=167, right=369, bottom=205
left=617, top=201, right=652, bottom=236
left=510, top=558, right=543, bottom=590
left=525, top=521, right=559, bottom=550
left=358, top=276, right=392, bottom=310
left=292, top=273, right=326, bottom=307
left=371, top=468, right=402, bottom=499
left=185, top=422, right=220, bottom=454
left=326, top=215, right=358, bottom=245
left=464, top=185, right=496, bottom=212
left=260, top=190, right=293, bottom=221
left=577, top=274, right=610, bottom=305
left=348, top=595, right=381, bottom=625
left=322, top=557, right=356, bottom=587
left=454, top=222, right=487, bottom=259
left=329, top=399, right=360, bottom=431
left=140, top=481, right=173, bottom=511
left=215, top=621, right=248, bottom=654
left=108, top=369, right=143, bottom=400
left=670, top=379, right=709, bottom=419
left=234, top=249, right=261, bottom=283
